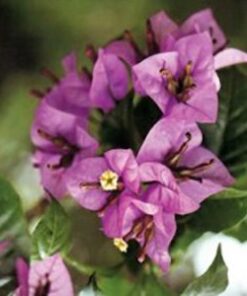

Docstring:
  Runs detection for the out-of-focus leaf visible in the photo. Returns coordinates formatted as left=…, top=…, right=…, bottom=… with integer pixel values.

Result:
left=0, top=177, right=30, bottom=254
left=32, top=199, right=71, bottom=260
left=224, top=214, right=247, bottom=242
left=136, top=272, right=174, bottom=296
left=202, top=67, right=247, bottom=176
left=99, top=273, right=134, bottom=296
left=181, top=245, right=228, bottom=296
left=101, top=270, right=173, bottom=296
left=0, top=276, right=14, bottom=296
left=173, top=188, right=247, bottom=257
left=188, top=188, right=247, bottom=232
left=211, top=187, right=247, bottom=200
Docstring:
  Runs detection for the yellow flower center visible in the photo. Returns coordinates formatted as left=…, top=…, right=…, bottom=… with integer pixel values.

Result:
left=100, top=170, right=119, bottom=191
left=113, top=238, right=128, bottom=253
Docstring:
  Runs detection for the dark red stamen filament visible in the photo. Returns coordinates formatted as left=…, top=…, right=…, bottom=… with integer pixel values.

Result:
left=85, top=44, right=98, bottom=64
left=160, top=61, right=196, bottom=102
left=124, top=215, right=154, bottom=262
left=34, top=273, right=50, bottom=296
left=123, top=30, right=144, bottom=60
left=165, top=132, right=214, bottom=181
left=30, top=89, right=45, bottom=99
left=41, top=68, right=59, bottom=84
left=146, top=19, right=159, bottom=55
left=37, top=129, right=79, bottom=170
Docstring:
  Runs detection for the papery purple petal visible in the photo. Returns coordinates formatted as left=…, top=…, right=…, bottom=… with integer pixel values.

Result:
left=45, top=87, right=89, bottom=125
left=133, top=52, right=178, bottom=113
left=168, top=82, right=218, bottom=123
left=178, top=8, right=226, bottom=53
left=31, top=101, right=78, bottom=152
left=139, top=162, right=176, bottom=190
left=137, top=117, right=202, bottom=164
left=90, top=49, right=129, bottom=112
left=214, top=48, right=247, bottom=70
left=38, top=154, right=68, bottom=198
left=179, top=146, right=235, bottom=203
left=29, top=254, right=73, bottom=296
left=144, top=183, right=199, bottom=215
left=15, top=258, right=29, bottom=296
left=102, top=191, right=139, bottom=238
left=62, top=52, right=77, bottom=73
left=105, top=40, right=137, bottom=65
left=146, top=210, right=176, bottom=272
left=149, top=11, right=178, bottom=51
left=66, top=157, right=109, bottom=210
left=174, top=32, right=214, bottom=77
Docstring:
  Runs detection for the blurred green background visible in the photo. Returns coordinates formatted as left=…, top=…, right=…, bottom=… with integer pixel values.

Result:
left=0, top=0, right=246, bottom=291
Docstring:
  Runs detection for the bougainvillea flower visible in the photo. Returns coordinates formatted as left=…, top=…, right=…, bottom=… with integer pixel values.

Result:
left=133, top=33, right=219, bottom=123
left=15, top=255, right=73, bottom=296
left=148, top=9, right=226, bottom=54
left=66, top=149, right=140, bottom=211
left=102, top=190, right=176, bottom=272
left=90, top=49, right=130, bottom=112
left=137, top=117, right=234, bottom=210
left=34, top=53, right=91, bottom=126
left=148, top=10, right=178, bottom=53
left=46, top=52, right=91, bottom=118
left=104, top=39, right=138, bottom=65
left=31, top=101, right=98, bottom=198
left=177, top=9, right=227, bottom=54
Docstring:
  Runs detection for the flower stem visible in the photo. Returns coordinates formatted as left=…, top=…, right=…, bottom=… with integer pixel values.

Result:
left=64, top=255, right=95, bottom=275
left=125, top=91, right=142, bottom=152
left=64, top=254, right=125, bottom=277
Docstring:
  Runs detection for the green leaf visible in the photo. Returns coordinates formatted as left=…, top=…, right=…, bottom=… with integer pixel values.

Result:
left=32, top=199, right=71, bottom=260
left=202, top=67, right=247, bottom=176
left=0, top=177, right=30, bottom=254
left=138, top=272, right=174, bottom=296
left=173, top=188, right=247, bottom=258
left=211, top=187, right=247, bottom=199
left=99, top=274, right=134, bottom=296
left=224, top=213, right=247, bottom=242
left=181, top=245, right=228, bottom=296
left=188, top=188, right=247, bottom=233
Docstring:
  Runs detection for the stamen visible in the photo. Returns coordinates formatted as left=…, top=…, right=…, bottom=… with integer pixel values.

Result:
left=146, top=19, right=158, bottom=55
left=184, top=60, right=193, bottom=76
left=100, top=170, right=119, bottom=191
left=189, top=158, right=215, bottom=173
left=97, top=192, right=120, bottom=217
left=138, top=226, right=153, bottom=263
left=79, top=181, right=100, bottom=190
left=174, top=159, right=215, bottom=181
left=123, top=216, right=154, bottom=263
left=35, top=273, right=50, bottom=296
left=167, top=132, right=192, bottom=167
left=85, top=44, right=98, bottom=64
left=113, top=238, right=128, bottom=253
left=37, top=129, right=76, bottom=151
left=123, top=30, right=144, bottom=59
left=30, top=89, right=45, bottom=99
left=160, top=67, right=179, bottom=96
left=41, top=68, right=59, bottom=84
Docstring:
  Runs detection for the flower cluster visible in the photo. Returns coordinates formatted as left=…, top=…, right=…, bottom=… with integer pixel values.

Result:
left=31, top=9, right=247, bottom=272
